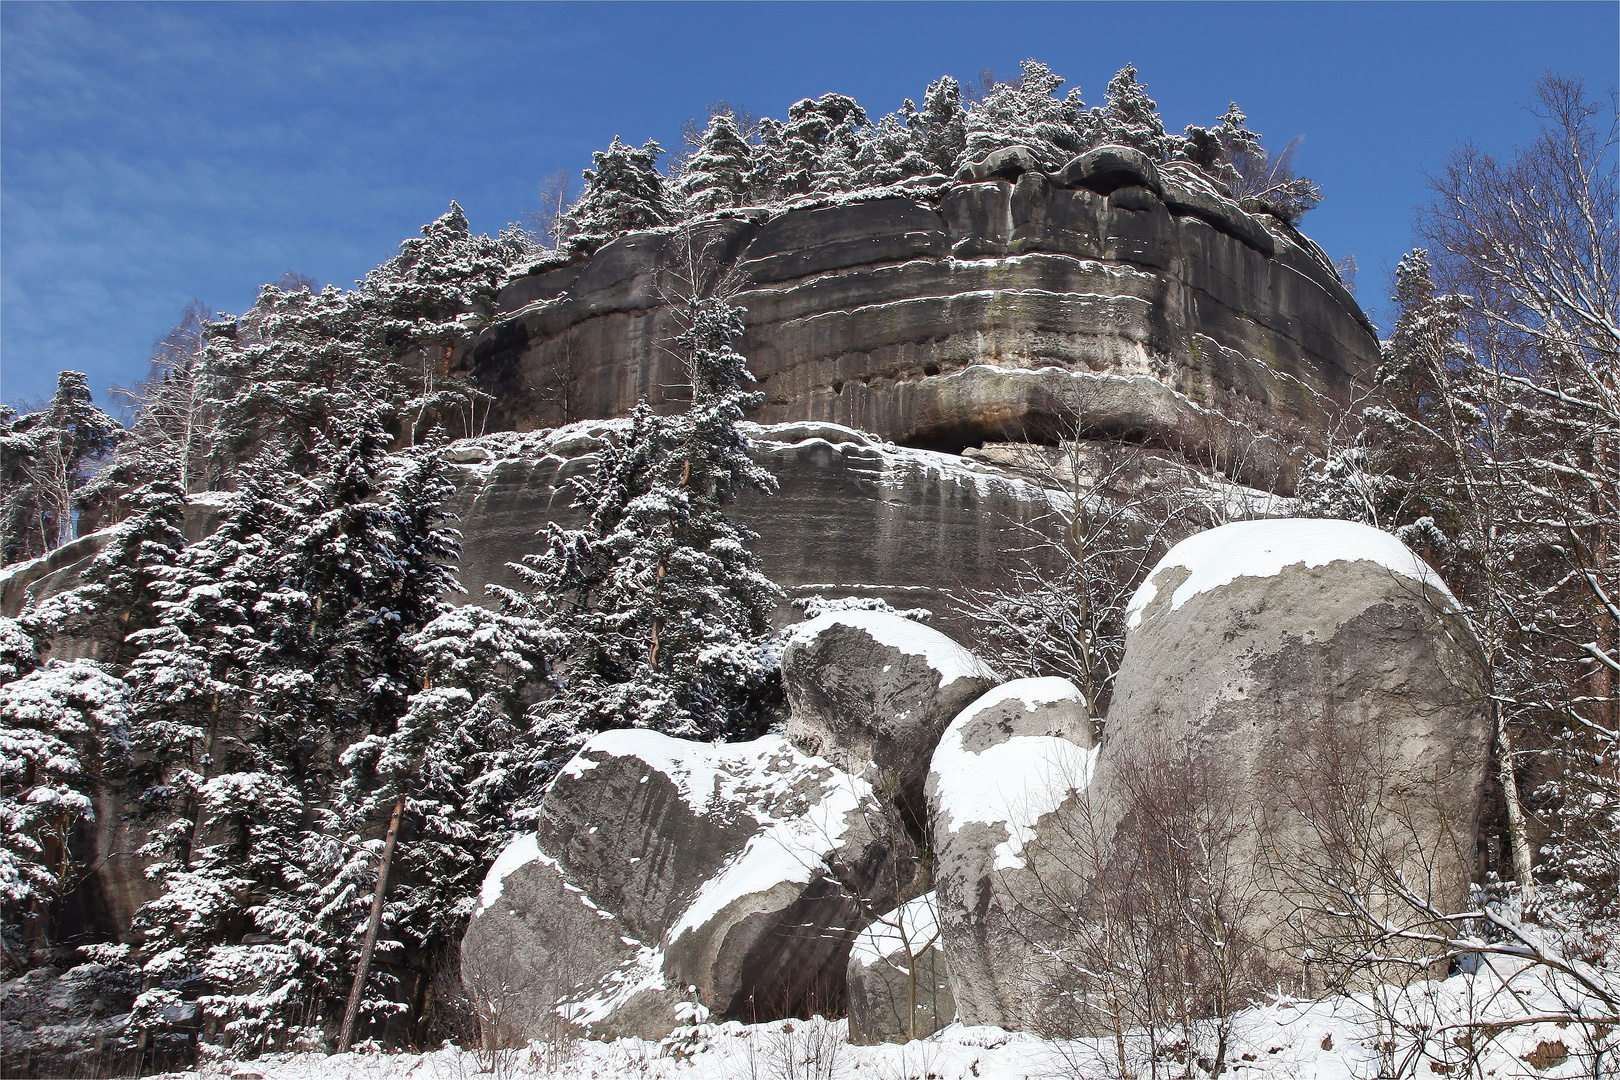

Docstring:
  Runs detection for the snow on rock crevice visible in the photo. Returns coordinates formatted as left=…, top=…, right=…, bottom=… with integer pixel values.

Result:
left=1125, top=518, right=1458, bottom=631
left=850, top=891, right=941, bottom=970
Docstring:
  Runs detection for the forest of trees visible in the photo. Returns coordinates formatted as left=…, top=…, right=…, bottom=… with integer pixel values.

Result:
left=0, top=60, right=1612, bottom=1069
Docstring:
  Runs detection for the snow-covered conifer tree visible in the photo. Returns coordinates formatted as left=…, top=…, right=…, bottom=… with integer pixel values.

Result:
left=910, top=75, right=968, bottom=174
left=0, top=371, right=123, bottom=562
left=26, top=479, right=187, bottom=666
left=675, top=114, right=754, bottom=215
left=961, top=59, right=1086, bottom=170
left=359, top=203, right=524, bottom=443
left=852, top=113, right=934, bottom=188
left=750, top=94, right=869, bottom=200
left=0, top=656, right=129, bottom=956
left=495, top=291, right=781, bottom=770
left=561, top=136, right=670, bottom=255
left=1084, top=63, right=1181, bottom=161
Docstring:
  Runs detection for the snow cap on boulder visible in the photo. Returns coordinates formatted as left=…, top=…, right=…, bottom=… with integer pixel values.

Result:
left=781, top=610, right=999, bottom=822
left=1125, top=517, right=1456, bottom=630
left=926, top=677, right=1098, bottom=1032
left=462, top=729, right=917, bottom=1042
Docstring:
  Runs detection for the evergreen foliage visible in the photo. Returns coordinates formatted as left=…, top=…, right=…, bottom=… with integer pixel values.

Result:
left=1085, top=64, right=1178, bottom=161
left=562, top=136, right=671, bottom=254
left=0, top=655, right=130, bottom=957
left=493, top=292, right=781, bottom=762
left=0, top=372, right=122, bottom=563
left=675, top=114, right=754, bottom=214
left=962, top=59, right=1087, bottom=170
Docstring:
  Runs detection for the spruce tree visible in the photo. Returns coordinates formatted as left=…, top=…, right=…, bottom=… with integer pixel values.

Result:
left=495, top=293, right=781, bottom=775
left=750, top=94, right=869, bottom=199
left=675, top=114, right=755, bottom=214
left=1084, top=63, right=1181, bottom=161
left=562, top=136, right=670, bottom=255
left=0, top=371, right=123, bottom=562
left=911, top=75, right=968, bottom=174
left=0, top=655, right=130, bottom=957
left=26, top=479, right=187, bottom=666
left=961, top=59, right=1087, bottom=170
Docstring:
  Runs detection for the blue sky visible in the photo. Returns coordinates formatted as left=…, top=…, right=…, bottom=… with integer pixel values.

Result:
left=2, top=1, right=1615, bottom=410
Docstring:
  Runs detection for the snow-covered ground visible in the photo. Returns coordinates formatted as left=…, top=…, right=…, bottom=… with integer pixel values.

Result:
left=153, top=958, right=1616, bottom=1080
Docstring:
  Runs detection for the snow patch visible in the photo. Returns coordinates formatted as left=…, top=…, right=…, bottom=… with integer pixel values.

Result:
left=851, top=892, right=941, bottom=970
left=783, top=610, right=997, bottom=687
left=475, top=833, right=553, bottom=916
left=668, top=768, right=872, bottom=940
left=561, top=731, right=811, bottom=819
left=930, top=682, right=1097, bottom=871
left=1126, top=518, right=1458, bottom=631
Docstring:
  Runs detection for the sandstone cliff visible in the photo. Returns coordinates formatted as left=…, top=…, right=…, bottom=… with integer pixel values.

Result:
left=471, top=148, right=1377, bottom=491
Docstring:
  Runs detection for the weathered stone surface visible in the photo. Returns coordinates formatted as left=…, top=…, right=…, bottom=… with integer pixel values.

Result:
left=846, top=891, right=954, bottom=1044
left=954, top=145, right=1047, bottom=182
left=1, top=962, right=143, bottom=1079
left=1100, top=519, right=1493, bottom=991
left=461, top=730, right=916, bottom=1042
left=443, top=421, right=1064, bottom=628
left=472, top=174, right=1376, bottom=484
left=926, top=678, right=1098, bottom=1033
left=1057, top=144, right=1164, bottom=197
left=781, top=610, right=999, bottom=820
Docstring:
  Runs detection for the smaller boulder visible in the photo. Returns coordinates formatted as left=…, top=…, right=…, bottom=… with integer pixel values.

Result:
left=781, top=610, right=999, bottom=821
left=846, top=891, right=955, bottom=1044
left=927, top=678, right=1098, bottom=1033
left=1057, top=144, right=1163, bottom=197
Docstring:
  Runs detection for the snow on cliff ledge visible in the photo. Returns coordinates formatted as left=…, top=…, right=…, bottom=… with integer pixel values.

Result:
left=1125, top=518, right=1457, bottom=631
left=782, top=609, right=998, bottom=687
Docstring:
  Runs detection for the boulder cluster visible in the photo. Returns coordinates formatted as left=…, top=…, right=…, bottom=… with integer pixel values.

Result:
left=461, top=518, right=1493, bottom=1045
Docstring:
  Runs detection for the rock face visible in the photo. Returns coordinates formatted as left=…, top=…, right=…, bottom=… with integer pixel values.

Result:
left=0, top=963, right=143, bottom=1079
left=1100, top=518, right=1493, bottom=990
left=471, top=158, right=1377, bottom=489
left=460, top=730, right=915, bottom=1042
left=926, top=678, right=1097, bottom=1033
left=445, top=421, right=1063, bottom=628
left=845, top=891, right=954, bottom=1044
left=780, top=610, right=1000, bottom=821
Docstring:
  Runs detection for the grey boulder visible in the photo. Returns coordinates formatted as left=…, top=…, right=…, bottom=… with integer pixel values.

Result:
left=926, top=678, right=1098, bottom=1033
left=781, top=610, right=1000, bottom=821
left=461, top=730, right=916, bottom=1043
left=1100, top=518, right=1493, bottom=992
left=845, top=891, right=954, bottom=1044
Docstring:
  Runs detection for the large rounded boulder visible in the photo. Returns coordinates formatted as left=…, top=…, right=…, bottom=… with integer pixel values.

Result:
left=1100, top=518, right=1493, bottom=991
left=925, top=677, right=1098, bottom=1032
left=781, top=610, right=999, bottom=821
left=461, top=730, right=916, bottom=1043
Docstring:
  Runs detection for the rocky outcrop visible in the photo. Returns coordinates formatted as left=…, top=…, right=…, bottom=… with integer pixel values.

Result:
left=926, top=678, right=1097, bottom=1033
left=0, top=962, right=144, bottom=1079
left=780, top=610, right=999, bottom=821
left=445, top=421, right=1067, bottom=628
left=471, top=154, right=1377, bottom=490
left=1099, top=519, right=1493, bottom=991
left=845, top=891, right=954, bottom=1044
left=460, top=730, right=915, bottom=1042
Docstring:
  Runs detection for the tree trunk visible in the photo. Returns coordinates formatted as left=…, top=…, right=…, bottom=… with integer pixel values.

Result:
left=1495, top=708, right=1536, bottom=898
left=337, top=794, right=405, bottom=1052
